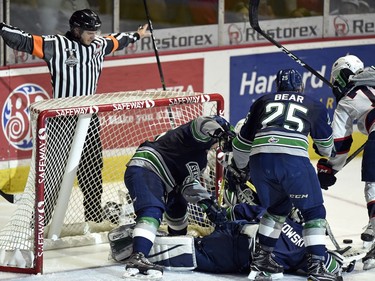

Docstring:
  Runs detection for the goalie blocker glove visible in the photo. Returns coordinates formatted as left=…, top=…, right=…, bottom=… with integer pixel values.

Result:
left=317, top=158, right=337, bottom=190
left=198, top=198, right=228, bottom=228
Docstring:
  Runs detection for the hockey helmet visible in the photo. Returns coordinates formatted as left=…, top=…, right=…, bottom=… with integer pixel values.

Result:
left=69, top=9, right=102, bottom=31
left=275, top=69, right=304, bottom=92
left=211, top=115, right=235, bottom=152
left=212, top=115, right=234, bottom=133
left=330, top=55, right=364, bottom=84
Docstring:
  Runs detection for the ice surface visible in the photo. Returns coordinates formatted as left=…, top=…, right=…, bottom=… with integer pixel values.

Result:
left=0, top=158, right=374, bottom=280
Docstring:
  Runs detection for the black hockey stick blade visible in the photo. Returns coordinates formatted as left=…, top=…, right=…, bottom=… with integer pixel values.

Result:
left=0, top=189, right=14, bottom=203
left=336, top=245, right=352, bottom=255
left=248, top=0, right=332, bottom=88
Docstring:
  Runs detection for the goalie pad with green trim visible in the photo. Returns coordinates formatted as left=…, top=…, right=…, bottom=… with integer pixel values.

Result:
left=108, top=223, right=196, bottom=270
left=149, top=235, right=196, bottom=270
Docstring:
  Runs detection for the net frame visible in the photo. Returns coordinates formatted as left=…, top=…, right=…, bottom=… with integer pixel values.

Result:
left=0, top=91, right=224, bottom=274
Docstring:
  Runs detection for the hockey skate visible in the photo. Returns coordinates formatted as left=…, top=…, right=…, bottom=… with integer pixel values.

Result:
left=248, top=243, right=284, bottom=280
left=361, top=222, right=374, bottom=248
left=307, top=255, right=342, bottom=281
left=123, top=252, right=163, bottom=280
left=362, top=243, right=375, bottom=270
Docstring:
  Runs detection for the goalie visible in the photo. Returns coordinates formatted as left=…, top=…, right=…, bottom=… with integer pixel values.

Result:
left=121, top=115, right=235, bottom=279
left=109, top=203, right=351, bottom=280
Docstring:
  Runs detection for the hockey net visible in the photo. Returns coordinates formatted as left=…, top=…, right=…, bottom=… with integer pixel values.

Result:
left=0, top=91, right=224, bottom=274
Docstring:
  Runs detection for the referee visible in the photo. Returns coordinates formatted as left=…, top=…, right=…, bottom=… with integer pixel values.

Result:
left=0, top=9, right=148, bottom=224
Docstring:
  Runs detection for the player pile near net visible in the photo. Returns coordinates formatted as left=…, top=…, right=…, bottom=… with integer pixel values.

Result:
left=117, top=115, right=235, bottom=279
left=106, top=69, right=360, bottom=281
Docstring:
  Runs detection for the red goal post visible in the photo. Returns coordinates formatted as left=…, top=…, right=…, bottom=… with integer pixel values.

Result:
left=0, top=90, right=225, bottom=274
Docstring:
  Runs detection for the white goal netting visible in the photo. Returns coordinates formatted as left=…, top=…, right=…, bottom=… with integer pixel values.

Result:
left=0, top=91, right=224, bottom=274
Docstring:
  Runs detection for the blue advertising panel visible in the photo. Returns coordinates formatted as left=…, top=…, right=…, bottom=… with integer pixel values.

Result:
left=230, top=45, right=374, bottom=126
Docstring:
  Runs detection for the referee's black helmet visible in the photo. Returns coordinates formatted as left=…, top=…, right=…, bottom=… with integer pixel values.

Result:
left=69, top=9, right=102, bottom=31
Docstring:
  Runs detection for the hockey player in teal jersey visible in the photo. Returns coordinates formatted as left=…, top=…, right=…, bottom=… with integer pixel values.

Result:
left=229, top=68, right=338, bottom=281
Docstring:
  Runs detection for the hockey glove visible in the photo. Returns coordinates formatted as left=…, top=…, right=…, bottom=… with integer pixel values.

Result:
left=317, top=158, right=337, bottom=190
left=225, top=161, right=249, bottom=189
left=199, top=198, right=228, bottom=228
left=211, top=128, right=235, bottom=153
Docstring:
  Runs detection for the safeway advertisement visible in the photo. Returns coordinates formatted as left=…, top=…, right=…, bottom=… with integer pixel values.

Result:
left=0, top=59, right=203, bottom=161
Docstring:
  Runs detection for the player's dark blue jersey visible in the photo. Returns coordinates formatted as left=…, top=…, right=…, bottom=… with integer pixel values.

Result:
left=232, top=91, right=334, bottom=169
left=127, top=116, right=219, bottom=195
left=195, top=204, right=339, bottom=274
left=139, top=121, right=215, bottom=186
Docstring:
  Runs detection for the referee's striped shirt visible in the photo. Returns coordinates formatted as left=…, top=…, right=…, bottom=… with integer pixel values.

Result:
left=0, top=23, right=140, bottom=98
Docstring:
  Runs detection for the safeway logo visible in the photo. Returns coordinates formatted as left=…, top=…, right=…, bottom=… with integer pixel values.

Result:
left=2, top=84, right=49, bottom=150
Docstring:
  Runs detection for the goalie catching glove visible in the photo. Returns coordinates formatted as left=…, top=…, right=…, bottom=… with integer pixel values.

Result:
left=317, top=158, right=337, bottom=190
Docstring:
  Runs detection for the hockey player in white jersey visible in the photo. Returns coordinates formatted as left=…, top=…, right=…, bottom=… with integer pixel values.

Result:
left=316, top=54, right=375, bottom=270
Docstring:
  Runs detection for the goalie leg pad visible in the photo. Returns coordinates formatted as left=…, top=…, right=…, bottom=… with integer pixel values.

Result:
left=148, top=235, right=196, bottom=270
left=108, top=223, right=135, bottom=262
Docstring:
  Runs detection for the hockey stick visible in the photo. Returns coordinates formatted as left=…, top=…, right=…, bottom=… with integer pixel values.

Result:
left=326, top=221, right=351, bottom=254
left=343, top=142, right=365, bottom=169
left=143, top=0, right=176, bottom=129
left=248, top=0, right=332, bottom=88
left=143, top=0, right=166, bottom=91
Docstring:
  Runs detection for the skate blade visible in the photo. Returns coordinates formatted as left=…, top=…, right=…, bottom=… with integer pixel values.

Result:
left=363, top=258, right=375, bottom=270
left=123, top=268, right=163, bottom=280
left=248, top=270, right=283, bottom=280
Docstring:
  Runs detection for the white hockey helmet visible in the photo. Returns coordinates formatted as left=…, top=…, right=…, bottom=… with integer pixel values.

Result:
left=330, top=55, right=364, bottom=83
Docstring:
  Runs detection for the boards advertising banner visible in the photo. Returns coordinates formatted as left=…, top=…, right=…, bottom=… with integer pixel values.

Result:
left=229, top=44, right=375, bottom=125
